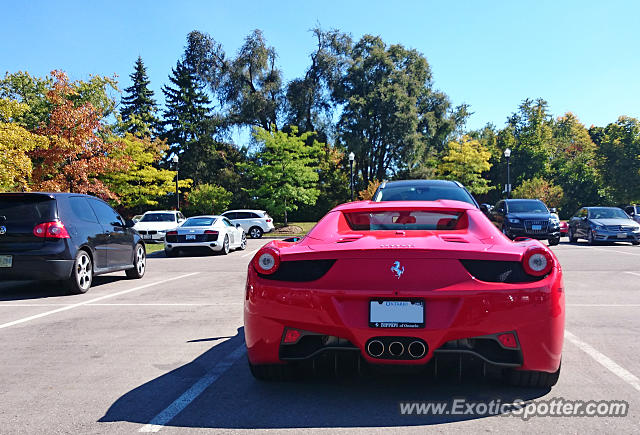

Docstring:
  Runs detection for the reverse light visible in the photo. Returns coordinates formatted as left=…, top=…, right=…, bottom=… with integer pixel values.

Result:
left=33, top=221, right=70, bottom=239
left=497, top=332, right=518, bottom=348
left=282, top=328, right=302, bottom=344
left=522, top=246, right=553, bottom=277
left=253, top=246, right=280, bottom=275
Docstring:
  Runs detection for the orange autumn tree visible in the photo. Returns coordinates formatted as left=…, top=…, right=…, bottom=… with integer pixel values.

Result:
left=30, top=70, right=128, bottom=198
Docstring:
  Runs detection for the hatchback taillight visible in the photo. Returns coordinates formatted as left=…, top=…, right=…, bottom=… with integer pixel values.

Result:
left=33, top=221, right=70, bottom=239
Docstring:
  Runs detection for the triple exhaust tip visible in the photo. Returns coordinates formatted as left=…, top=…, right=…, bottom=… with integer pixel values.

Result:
left=366, top=339, right=426, bottom=359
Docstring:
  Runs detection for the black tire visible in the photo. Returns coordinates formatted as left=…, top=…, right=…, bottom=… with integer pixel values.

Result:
left=66, top=250, right=93, bottom=294
left=164, top=248, right=177, bottom=257
left=239, top=232, right=247, bottom=250
left=548, top=237, right=560, bottom=246
left=219, top=235, right=230, bottom=255
left=632, top=241, right=640, bottom=246
left=125, top=243, right=146, bottom=279
left=249, top=226, right=263, bottom=239
left=249, top=361, right=294, bottom=381
left=568, top=227, right=578, bottom=243
left=506, top=363, right=561, bottom=388
left=587, top=230, right=596, bottom=245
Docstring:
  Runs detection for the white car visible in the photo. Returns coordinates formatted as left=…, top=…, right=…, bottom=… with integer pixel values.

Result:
left=133, top=210, right=185, bottom=242
left=221, top=209, right=275, bottom=239
left=164, top=215, right=246, bottom=256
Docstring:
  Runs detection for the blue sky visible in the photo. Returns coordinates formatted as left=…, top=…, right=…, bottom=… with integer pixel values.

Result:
left=2, top=0, right=639, bottom=137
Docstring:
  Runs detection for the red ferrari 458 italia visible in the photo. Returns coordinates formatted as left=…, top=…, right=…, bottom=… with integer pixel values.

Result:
left=244, top=200, right=564, bottom=387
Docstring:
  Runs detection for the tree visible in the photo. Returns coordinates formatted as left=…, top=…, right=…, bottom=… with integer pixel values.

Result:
left=512, top=177, right=564, bottom=208
left=30, top=70, right=128, bottom=198
left=0, top=98, right=48, bottom=190
left=120, top=56, right=160, bottom=137
left=242, top=127, right=322, bottom=224
left=437, top=135, right=492, bottom=194
left=358, top=179, right=381, bottom=200
left=101, top=133, right=191, bottom=211
left=591, top=116, right=640, bottom=204
left=184, top=184, right=232, bottom=215
left=336, top=35, right=466, bottom=186
left=162, top=52, right=215, bottom=183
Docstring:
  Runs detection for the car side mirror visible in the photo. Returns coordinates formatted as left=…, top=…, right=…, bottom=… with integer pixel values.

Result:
left=549, top=208, right=557, bottom=214
left=236, top=223, right=242, bottom=229
left=124, top=219, right=135, bottom=228
left=480, top=203, right=492, bottom=214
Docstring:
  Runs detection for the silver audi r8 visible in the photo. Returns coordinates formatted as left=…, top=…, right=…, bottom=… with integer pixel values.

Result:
left=163, top=215, right=247, bottom=257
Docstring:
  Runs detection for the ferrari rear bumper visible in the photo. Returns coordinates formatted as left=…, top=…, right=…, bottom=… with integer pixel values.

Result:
left=244, top=267, right=564, bottom=373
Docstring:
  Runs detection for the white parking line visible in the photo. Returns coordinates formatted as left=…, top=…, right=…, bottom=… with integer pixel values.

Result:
left=626, top=272, right=640, bottom=277
left=575, top=246, right=640, bottom=257
left=241, top=247, right=260, bottom=258
left=139, top=343, right=246, bottom=432
left=0, top=273, right=198, bottom=330
left=565, top=330, right=640, bottom=393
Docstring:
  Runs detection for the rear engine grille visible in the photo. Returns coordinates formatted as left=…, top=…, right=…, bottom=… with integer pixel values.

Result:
left=524, top=220, right=549, bottom=234
left=258, top=259, right=336, bottom=282
left=460, top=260, right=546, bottom=283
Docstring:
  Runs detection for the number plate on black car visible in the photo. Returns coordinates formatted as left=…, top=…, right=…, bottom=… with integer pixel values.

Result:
left=0, top=255, right=12, bottom=268
left=369, top=299, right=425, bottom=328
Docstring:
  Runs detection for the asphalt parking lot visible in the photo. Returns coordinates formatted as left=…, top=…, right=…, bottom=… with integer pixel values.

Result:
left=1, top=239, right=639, bottom=434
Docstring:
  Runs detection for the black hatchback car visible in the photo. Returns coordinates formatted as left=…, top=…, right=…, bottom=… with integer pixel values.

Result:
left=0, top=193, right=146, bottom=294
left=488, top=199, right=561, bottom=245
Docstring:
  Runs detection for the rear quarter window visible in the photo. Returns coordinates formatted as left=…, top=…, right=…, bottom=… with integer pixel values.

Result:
left=68, top=197, right=98, bottom=223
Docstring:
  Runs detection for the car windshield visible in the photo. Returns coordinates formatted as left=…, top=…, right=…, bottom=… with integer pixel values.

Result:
left=507, top=200, right=548, bottom=214
left=376, top=185, right=476, bottom=205
left=589, top=208, right=629, bottom=220
left=182, top=217, right=216, bottom=227
left=344, top=210, right=465, bottom=231
left=140, top=213, right=175, bottom=222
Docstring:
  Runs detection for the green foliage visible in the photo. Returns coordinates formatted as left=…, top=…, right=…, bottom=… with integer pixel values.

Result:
left=0, top=98, right=49, bottom=190
left=437, top=135, right=492, bottom=194
left=242, top=127, right=322, bottom=224
left=512, top=177, right=564, bottom=209
left=102, top=133, right=192, bottom=210
left=120, top=56, right=161, bottom=137
left=184, top=184, right=232, bottom=216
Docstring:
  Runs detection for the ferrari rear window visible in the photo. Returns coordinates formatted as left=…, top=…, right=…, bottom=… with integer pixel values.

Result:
left=343, top=210, right=465, bottom=231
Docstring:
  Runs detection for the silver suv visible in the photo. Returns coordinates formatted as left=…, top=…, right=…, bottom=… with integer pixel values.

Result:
left=221, top=209, right=275, bottom=239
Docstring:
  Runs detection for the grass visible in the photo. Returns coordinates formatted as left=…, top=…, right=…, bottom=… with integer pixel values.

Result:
left=269, top=221, right=318, bottom=237
left=144, top=243, right=164, bottom=254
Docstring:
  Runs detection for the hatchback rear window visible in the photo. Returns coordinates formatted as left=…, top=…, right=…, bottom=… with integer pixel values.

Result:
left=0, top=197, right=55, bottom=224
left=344, top=210, right=465, bottom=231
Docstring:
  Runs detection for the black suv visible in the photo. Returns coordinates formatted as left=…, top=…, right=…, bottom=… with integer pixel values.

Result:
left=372, top=180, right=479, bottom=207
left=0, top=193, right=146, bottom=294
left=488, top=199, right=561, bottom=245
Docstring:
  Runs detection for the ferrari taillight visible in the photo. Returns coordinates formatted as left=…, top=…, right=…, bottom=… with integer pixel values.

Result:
left=33, top=221, right=70, bottom=239
left=253, top=246, right=280, bottom=275
left=522, top=246, right=553, bottom=277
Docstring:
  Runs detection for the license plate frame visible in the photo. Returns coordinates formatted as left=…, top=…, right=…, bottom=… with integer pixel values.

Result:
left=369, top=299, right=425, bottom=328
left=532, top=224, right=542, bottom=230
left=0, top=255, right=13, bottom=268
left=617, top=233, right=627, bottom=239
left=185, top=234, right=196, bottom=240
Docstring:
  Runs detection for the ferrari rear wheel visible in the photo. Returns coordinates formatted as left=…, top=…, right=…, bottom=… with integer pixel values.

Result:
left=506, top=363, right=561, bottom=388
left=248, top=361, right=294, bottom=381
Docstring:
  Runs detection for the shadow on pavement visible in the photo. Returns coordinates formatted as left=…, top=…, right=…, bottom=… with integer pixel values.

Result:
left=100, top=327, right=550, bottom=430
left=0, top=275, right=126, bottom=301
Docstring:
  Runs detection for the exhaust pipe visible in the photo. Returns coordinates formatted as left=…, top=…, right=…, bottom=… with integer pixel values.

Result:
left=388, top=341, right=405, bottom=357
left=367, top=340, right=384, bottom=357
left=408, top=340, right=426, bottom=358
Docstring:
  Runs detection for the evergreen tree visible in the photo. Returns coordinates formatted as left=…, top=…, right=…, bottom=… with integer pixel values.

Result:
left=120, top=56, right=160, bottom=137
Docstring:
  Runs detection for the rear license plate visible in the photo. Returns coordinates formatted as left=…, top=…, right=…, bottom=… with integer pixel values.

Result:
left=369, top=299, right=424, bottom=328
left=186, top=234, right=196, bottom=240
left=532, top=224, right=542, bottom=230
left=0, top=255, right=12, bottom=268
left=617, top=233, right=627, bottom=239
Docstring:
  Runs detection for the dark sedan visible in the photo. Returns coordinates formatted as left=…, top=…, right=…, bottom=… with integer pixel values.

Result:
left=568, top=207, right=640, bottom=245
left=488, top=199, right=561, bottom=245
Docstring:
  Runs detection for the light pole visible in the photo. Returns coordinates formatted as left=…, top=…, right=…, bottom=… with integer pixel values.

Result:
left=172, top=154, right=180, bottom=210
left=348, top=152, right=355, bottom=201
left=504, top=148, right=511, bottom=199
